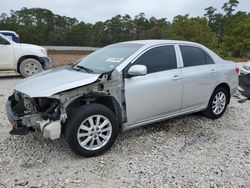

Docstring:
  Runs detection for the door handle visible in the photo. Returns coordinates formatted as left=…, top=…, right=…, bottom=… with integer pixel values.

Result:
left=210, top=69, right=216, bottom=74
left=172, top=75, right=182, bottom=80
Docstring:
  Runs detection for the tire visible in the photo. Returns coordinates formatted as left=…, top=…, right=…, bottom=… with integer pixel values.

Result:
left=19, top=58, right=43, bottom=77
left=203, top=87, right=229, bottom=119
left=65, top=103, right=119, bottom=157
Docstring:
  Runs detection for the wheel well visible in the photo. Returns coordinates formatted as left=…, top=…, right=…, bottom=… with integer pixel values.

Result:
left=95, top=97, right=117, bottom=115
left=17, top=55, right=42, bottom=73
left=215, top=83, right=230, bottom=103
left=66, top=96, right=122, bottom=124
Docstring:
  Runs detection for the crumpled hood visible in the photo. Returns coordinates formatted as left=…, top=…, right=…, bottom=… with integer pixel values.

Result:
left=15, top=67, right=101, bottom=98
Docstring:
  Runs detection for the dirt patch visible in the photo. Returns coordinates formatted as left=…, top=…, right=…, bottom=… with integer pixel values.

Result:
left=48, top=50, right=93, bottom=67
left=224, top=57, right=249, bottom=63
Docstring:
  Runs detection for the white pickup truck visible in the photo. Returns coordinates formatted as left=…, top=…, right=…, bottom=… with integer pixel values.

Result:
left=0, top=32, right=52, bottom=77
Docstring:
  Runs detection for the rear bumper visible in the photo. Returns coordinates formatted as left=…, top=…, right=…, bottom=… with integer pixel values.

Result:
left=39, top=57, right=53, bottom=70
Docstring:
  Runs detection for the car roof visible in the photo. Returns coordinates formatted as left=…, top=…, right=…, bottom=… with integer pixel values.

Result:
left=121, top=39, right=203, bottom=47
left=0, top=30, right=18, bottom=36
left=114, top=39, right=224, bottom=72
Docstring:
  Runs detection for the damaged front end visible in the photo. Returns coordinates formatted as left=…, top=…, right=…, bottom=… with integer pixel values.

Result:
left=6, top=92, right=62, bottom=139
left=6, top=69, right=126, bottom=140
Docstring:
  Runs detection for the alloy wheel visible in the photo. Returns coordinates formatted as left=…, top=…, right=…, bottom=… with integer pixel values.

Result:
left=77, top=115, right=112, bottom=151
left=212, top=92, right=226, bottom=115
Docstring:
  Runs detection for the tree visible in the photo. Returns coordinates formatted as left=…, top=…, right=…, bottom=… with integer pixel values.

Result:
left=222, top=0, right=239, bottom=16
left=204, top=7, right=224, bottom=48
left=221, top=12, right=250, bottom=57
left=0, top=2, right=249, bottom=58
left=165, top=15, right=217, bottom=49
left=205, top=6, right=217, bottom=24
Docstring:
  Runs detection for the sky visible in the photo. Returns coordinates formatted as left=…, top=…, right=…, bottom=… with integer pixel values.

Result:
left=0, top=0, right=250, bottom=23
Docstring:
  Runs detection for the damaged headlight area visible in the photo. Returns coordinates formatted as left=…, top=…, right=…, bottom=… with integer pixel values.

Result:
left=6, top=91, right=62, bottom=140
left=36, top=98, right=61, bottom=121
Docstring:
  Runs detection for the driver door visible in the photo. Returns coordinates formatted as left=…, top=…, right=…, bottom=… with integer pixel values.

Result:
left=124, top=45, right=183, bottom=125
left=0, top=35, right=14, bottom=70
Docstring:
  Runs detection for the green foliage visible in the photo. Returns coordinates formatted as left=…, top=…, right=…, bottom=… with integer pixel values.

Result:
left=204, top=0, right=250, bottom=57
left=164, top=15, right=216, bottom=49
left=222, top=0, right=239, bottom=16
left=222, top=14, right=250, bottom=57
left=0, top=0, right=249, bottom=58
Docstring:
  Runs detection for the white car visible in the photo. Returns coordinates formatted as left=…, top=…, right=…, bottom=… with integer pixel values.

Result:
left=0, top=33, right=52, bottom=77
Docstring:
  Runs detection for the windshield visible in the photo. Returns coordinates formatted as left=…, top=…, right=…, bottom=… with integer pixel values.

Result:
left=75, top=43, right=144, bottom=73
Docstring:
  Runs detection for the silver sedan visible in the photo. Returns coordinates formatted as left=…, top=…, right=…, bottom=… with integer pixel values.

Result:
left=6, top=40, right=239, bottom=157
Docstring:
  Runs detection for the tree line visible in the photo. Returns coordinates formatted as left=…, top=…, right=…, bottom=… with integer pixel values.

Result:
left=0, top=0, right=249, bottom=58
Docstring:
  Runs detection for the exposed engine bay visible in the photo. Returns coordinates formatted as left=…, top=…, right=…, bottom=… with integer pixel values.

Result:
left=6, top=70, right=126, bottom=140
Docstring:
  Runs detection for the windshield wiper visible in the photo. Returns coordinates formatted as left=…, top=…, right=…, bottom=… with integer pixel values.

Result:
left=74, top=65, right=94, bottom=73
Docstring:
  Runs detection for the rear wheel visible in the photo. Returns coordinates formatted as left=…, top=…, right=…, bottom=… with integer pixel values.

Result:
left=19, top=58, right=43, bottom=77
left=65, top=103, right=119, bottom=157
left=203, top=87, right=229, bottom=119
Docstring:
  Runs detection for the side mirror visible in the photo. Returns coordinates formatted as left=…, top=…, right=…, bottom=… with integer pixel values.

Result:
left=128, top=65, right=147, bottom=77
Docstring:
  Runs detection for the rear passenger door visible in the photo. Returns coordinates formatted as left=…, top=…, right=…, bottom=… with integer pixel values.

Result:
left=125, top=45, right=183, bottom=125
left=179, top=45, right=217, bottom=111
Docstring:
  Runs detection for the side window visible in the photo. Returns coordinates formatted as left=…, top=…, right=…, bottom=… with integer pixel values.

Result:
left=0, top=36, right=9, bottom=44
left=180, top=46, right=208, bottom=67
left=0, top=36, right=5, bottom=43
left=204, top=52, right=214, bottom=64
left=133, top=45, right=177, bottom=74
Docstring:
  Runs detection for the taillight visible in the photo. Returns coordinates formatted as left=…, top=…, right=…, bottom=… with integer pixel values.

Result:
left=235, top=66, right=240, bottom=75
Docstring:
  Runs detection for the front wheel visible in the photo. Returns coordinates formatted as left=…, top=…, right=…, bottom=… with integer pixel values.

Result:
left=203, top=87, right=229, bottom=119
left=65, top=104, right=119, bottom=157
left=19, top=58, right=43, bottom=77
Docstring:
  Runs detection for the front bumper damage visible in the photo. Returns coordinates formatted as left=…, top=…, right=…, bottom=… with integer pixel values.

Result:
left=6, top=93, right=62, bottom=139
left=6, top=70, right=126, bottom=140
left=6, top=100, right=32, bottom=135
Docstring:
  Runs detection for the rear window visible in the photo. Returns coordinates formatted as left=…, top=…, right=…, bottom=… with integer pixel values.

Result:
left=204, top=52, right=214, bottom=64
left=180, top=46, right=212, bottom=67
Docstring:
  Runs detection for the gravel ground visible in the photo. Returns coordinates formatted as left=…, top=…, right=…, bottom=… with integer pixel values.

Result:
left=0, top=76, right=250, bottom=188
